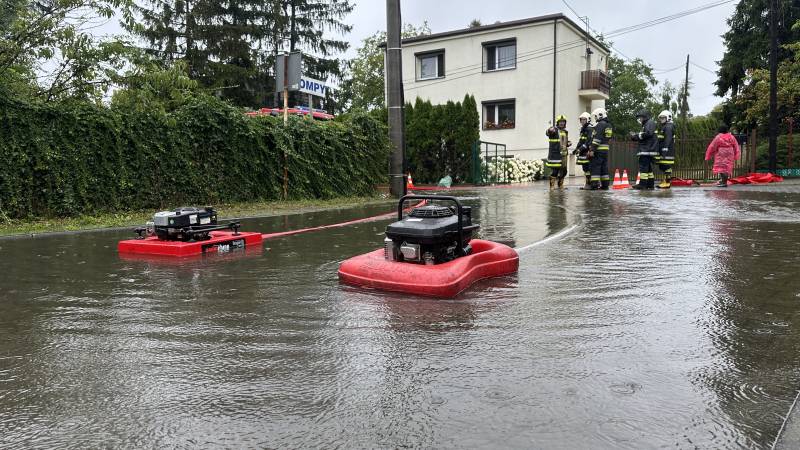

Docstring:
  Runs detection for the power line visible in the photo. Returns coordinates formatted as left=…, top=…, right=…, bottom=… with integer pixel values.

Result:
left=653, top=63, right=687, bottom=74
left=690, top=61, right=717, bottom=74
left=560, top=0, right=631, bottom=61
left=404, top=0, right=734, bottom=88
left=601, top=0, right=736, bottom=37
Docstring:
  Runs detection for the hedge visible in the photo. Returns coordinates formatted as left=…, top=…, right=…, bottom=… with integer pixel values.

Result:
left=0, top=92, right=389, bottom=219
left=404, top=95, right=480, bottom=184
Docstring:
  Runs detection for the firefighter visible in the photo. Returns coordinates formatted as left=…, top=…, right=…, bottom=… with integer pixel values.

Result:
left=589, top=108, right=612, bottom=190
left=629, top=109, right=659, bottom=190
left=655, top=110, right=676, bottom=188
left=546, top=115, right=571, bottom=189
left=574, top=112, right=594, bottom=189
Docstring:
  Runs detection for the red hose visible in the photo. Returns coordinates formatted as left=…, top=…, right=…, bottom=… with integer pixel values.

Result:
left=261, top=200, right=426, bottom=240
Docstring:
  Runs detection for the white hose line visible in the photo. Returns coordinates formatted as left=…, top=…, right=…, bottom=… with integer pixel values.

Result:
left=514, top=208, right=584, bottom=255
left=772, top=388, right=800, bottom=450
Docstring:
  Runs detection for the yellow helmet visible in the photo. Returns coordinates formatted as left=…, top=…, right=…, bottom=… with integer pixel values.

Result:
left=556, top=114, right=568, bottom=123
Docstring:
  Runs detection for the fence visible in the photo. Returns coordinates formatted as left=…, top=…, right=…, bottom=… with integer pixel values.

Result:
left=607, top=134, right=757, bottom=181
left=471, top=140, right=509, bottom=184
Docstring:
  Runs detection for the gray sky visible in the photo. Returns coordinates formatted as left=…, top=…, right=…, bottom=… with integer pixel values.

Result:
left=343, top=0, right=738, bottom=115
left=95, top=0, right=737, bottom=114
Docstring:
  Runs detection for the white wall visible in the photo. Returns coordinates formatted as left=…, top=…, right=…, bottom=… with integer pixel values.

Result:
left=401, top=18, right=608, bottom=170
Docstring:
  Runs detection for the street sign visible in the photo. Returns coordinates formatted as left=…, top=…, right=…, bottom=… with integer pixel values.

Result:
left=298, top=77, right=333, bottom=97
left=275, top=52, right=302, bottom=91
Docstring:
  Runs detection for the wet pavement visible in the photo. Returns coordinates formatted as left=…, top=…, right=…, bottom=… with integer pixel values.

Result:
left=2, top=181, right=800, bottom=449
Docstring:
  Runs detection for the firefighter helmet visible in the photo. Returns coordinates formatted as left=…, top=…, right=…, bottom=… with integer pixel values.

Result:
left=658, top=110, right=673, bottom=123
left=579, top=112, right=591, bottom=124
left=592, top=108, right=607, bottom=121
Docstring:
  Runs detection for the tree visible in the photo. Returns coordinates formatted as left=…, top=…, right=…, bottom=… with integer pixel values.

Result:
left=0, top=0, right=135, bottom=101
left=733, top=20, right=800, bottom=128
left=338, top=22, right=430, bottom=111
left=469, top=19, right=482, bottom=28
left=716, top=0, right=800, bottom=98
left=111, top=61, right=206, bottom=112
left=657, top=80, right=679, bottom=116
left=271, top=0, right=354, bottom=108
left=126, top=0, right=353, bottom=108
left=605, top=55, right=659, bottom=136
left=125, top=0, right=276, bottom=106
left=403, top=94, right=479, bottom=183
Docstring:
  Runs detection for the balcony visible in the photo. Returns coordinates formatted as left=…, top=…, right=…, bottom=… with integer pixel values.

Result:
left=579, top=70, right=610, bottom=100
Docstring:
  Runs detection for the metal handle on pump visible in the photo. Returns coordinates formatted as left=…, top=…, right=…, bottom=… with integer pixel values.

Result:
left=398, top=195, right=465, bottom=251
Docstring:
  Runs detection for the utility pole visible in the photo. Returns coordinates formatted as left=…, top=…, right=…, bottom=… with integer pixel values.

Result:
left=584, top=17, right=591, bottom=71
left=769, top=0, right=779, bottom=173
left=681, top=54, right=689, bottom=143
left=386, top=0, right=406, bottom=197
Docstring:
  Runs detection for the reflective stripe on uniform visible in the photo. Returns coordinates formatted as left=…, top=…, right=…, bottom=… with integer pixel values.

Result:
left=549, top=139, right=560, bottom=143
left=597, top=145, right=609, bottom=150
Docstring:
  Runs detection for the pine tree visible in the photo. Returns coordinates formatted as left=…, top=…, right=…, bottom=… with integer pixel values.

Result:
left=127, top=0, right=353, bottom=108
left=270, top=0, right=353, bottom=107
left=716, top=0, right=800, bottom=97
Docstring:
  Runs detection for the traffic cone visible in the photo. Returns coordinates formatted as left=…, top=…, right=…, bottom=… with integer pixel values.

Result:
left=611, top=169, right=622, bottom=189
left=406, top=172, right=415, bottom=190
left=633, top=172, right=641, bottom=188
left=619, top=169, right=631, bottom=189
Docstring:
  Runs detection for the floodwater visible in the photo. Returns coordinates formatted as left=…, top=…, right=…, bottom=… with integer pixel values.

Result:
left=2, top=185, right=800, bottom=449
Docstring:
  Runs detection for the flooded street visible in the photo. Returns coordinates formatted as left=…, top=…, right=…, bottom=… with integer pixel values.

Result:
left=2, top=185, right=800, bottom=448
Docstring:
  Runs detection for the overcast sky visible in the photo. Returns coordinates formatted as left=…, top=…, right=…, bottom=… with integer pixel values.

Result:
left=341, top=0, right=738, bottom=115
left=96, top=0, right=738, bottom=114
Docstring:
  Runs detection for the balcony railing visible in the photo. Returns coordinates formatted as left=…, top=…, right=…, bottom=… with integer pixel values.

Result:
left=580, top=70, right=610, bottom=95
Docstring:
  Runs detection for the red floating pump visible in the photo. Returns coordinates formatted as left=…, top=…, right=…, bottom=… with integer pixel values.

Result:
left=118, top=206, right=263, bottom=257
left=338, top=195, right=519, bottom=298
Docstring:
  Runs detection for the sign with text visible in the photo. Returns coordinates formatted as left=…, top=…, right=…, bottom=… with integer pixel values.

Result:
left=298, top=77, right=333, bottom=97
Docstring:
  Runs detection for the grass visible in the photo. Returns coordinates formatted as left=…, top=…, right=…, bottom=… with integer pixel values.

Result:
left=0, top=195, right=392, bottom=237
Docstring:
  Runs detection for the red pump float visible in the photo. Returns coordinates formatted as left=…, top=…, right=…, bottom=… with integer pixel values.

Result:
left=118, top=207, right=263, bottom=257
left=338, top=195, right=519, bottom=298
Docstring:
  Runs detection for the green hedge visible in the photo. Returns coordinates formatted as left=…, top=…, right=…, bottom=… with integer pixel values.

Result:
left=405, top=95, right=480, bottom=184
left=0, top=92, right=389, bottom=219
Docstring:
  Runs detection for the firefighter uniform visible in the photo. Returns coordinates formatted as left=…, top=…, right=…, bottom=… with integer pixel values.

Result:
left=575, top=114, right=594, bottom=189
left=546, top=115, right=570, bottom=189
left=631, top=110, right=659, bottom=190
left=655, top=111, right=676, bottom=188
left=589, top=114, right=612, bottom=190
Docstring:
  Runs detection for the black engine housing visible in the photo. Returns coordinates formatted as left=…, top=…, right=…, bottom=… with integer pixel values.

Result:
left=385, top=196, right=478, bottom=265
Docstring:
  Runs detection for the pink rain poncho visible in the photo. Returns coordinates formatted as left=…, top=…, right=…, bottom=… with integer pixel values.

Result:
left=705, top=133, right=741, bottom=175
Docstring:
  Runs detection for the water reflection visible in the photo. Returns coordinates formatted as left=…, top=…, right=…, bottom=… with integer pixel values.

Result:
left=1, top=186, right=800, bottom=448
left=693, top=209, right=800, bottom=448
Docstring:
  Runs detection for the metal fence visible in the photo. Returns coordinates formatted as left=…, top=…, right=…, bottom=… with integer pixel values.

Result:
left=607, top=135, right=757, bottom=181
left=471, top=140, right=509, bottom=184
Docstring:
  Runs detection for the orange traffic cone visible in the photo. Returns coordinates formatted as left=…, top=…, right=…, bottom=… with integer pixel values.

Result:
left=633, top=172, right=641, bottom=188
left=619, top=169, right=631, bottom=189
left=611, top=169, right=622, bottom=189
left=406, top=172, right=415, bottom=190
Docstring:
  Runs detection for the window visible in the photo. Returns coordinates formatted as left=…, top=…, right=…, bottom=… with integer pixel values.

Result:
left=483, top=100, right=515, bottom=130
left=416, top=51, right=445, bottom=80
left=484, top=40, right=516, bottom=71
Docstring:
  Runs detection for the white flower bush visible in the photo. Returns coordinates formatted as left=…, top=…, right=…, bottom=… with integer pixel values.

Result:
left=483, top=157, right=544, bottom=183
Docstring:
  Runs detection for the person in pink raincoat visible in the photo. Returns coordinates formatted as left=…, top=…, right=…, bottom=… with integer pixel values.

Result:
left=705, top=125, right=741, bottom=187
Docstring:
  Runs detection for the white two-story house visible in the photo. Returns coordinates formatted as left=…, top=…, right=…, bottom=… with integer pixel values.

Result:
left=399, top=13, right=611, bottom=172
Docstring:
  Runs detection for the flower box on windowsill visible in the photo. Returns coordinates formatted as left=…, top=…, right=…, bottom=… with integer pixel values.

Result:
left=484, top=120, right=515, bottom=130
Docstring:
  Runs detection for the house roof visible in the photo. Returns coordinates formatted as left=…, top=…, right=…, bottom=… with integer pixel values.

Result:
left=388, top=13, right=610, bottom=53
